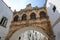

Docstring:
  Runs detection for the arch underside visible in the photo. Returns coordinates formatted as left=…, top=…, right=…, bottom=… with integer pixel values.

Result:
left=5, top=26, right=49, bottom=40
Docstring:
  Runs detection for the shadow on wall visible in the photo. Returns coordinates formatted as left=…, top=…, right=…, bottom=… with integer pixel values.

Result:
left=53, top=16, right=60, bottom=28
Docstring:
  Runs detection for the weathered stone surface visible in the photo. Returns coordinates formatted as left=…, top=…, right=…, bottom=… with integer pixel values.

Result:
left=5, top=4, right=55, bottom=40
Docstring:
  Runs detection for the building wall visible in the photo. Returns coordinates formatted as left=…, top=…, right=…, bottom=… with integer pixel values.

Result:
left=0, top=0, right=13, bottom=40
left=46, top=0, right=60, bottom=13
left=46, top=0, right=60, bottom=40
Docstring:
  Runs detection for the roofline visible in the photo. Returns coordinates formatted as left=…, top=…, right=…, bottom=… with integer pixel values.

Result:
left=1, top=0, right=13, bottom=12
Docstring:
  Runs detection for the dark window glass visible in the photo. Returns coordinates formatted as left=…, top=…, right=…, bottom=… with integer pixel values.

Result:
left=19, top=37, right=21, bottom=40
left=53, top=5, right=56, bottom=12
left=14, top=15, right=19, bottom=22
left=40, top=11, right=46, bottom=18
left=22, top=14, right=27, bottom=21
left=0, top=17, right=8, bottom=27
left=0, top=17, right=4, bottom=24
left=30, top=13, right=36, bottom=20
left=0, top=37, right=1, bottom=39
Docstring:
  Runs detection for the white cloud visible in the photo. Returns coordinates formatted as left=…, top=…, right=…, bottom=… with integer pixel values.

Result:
left=3, top=0, right=27, bottom=11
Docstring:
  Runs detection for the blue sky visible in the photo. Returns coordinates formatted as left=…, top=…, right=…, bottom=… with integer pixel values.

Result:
left=3, top=0, right=46, bottom=11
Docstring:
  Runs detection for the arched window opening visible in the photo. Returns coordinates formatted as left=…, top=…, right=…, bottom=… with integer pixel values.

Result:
left=22, top=14, right=27, bottom=21
left=0, top=17, right=8, bottom=27
left=40, top=11, right=46, bottom=18
left=30, top=13, right=36, bottom=20
left=14, top=15, right=19, bottom=22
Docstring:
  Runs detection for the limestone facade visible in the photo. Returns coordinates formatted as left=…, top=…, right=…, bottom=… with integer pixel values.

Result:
left=5, top=4, right=55, bottom=40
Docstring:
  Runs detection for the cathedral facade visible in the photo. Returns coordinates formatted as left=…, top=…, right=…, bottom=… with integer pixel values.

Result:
left=5, top=3, right=55, bottom=40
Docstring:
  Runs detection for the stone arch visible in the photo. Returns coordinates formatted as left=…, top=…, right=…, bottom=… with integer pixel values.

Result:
left=5, top=26, right=49, bottom=40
